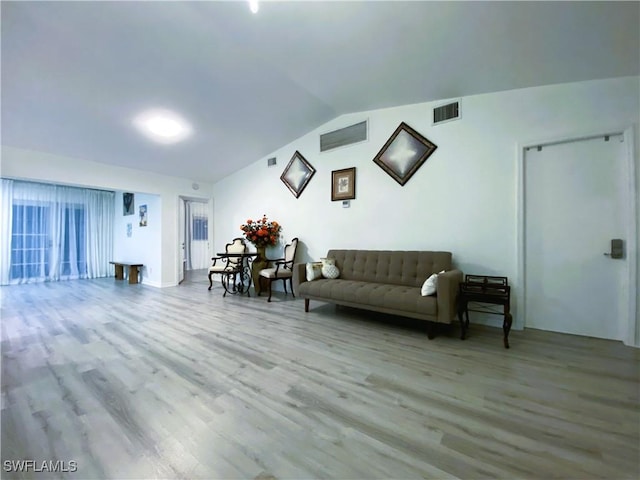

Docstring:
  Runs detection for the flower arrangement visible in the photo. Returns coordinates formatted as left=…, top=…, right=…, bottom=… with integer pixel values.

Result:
left=240, top=215, right=282, bottom=248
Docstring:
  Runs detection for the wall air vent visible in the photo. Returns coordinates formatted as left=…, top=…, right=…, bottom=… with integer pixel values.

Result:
left=320, top=120, right=368, bottom=152
left=267, top=157, right=277, bottom=167
left=433, top=100, right=460, bottom=125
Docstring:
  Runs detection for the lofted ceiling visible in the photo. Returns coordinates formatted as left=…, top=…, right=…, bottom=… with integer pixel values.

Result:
left=2, top=1, right=638, bottom=184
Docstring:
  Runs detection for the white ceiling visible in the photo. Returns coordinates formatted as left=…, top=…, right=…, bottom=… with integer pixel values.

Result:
left=2, top=1, right=638, bottom=184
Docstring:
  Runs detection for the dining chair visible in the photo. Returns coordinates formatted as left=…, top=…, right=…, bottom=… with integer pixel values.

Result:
left=257, top=238, right=299, bottom=302
left=208, top=237, right=247, bottom=290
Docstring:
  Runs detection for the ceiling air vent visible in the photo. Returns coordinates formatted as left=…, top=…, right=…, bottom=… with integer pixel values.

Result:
left=267, top=157, right=277, bottom=167
left=320, top=120, right=367, bottom=152
left=433, top=101, right=460, bottom=125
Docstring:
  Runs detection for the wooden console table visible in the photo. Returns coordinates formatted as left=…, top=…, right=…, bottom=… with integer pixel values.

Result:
left=458, top=274, right=512, bottom=348
left=110, top=261, right=143, bottom=284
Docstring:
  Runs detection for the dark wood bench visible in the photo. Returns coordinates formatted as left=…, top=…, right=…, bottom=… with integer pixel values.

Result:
left=109, top=262, right=143, bottom=284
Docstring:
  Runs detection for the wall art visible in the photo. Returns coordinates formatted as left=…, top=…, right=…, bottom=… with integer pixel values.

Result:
left=123, top=192, right=135, bottom=215
left=139, top=204, right=147, bottom=227
left=281, top=150, right=316, bottom=198
left=331, top=167, right=356, bottom=201
left=372, top=122, right=437, bottom=186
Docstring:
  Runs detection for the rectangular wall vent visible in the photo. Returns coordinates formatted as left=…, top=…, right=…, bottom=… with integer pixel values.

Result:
left=267, top=157, right=277, bottom=167
left=433, top=101, right=460, bottom=125
left=320, top=120, right=367, bottom=152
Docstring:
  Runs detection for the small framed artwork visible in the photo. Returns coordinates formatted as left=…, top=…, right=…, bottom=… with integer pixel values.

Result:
left=123, top=192, right=135, bottom=215
left=372, top=122, right=437, bottom=186
left=139, top=205, right=148, bottom=227
left=331, top=167, right=356, bottom=201
left=280, top=150, right=316, bottom=198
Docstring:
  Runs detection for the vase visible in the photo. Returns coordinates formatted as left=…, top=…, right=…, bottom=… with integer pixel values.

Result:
left=252, top=245, right=269, bottom=295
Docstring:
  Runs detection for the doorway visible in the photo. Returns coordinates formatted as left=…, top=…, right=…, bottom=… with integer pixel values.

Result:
left=179, top=198, right=210, bottom=285
left=521, top=129, right=636, bottom=342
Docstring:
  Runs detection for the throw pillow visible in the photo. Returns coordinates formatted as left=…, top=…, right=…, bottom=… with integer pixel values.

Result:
left=421, top=270, right=445, bottom=296
left=306, top=262, right=323, bottom=281
left=322, top=263, right=340, bottom=279
left=320, top=258, right=340, bottom=279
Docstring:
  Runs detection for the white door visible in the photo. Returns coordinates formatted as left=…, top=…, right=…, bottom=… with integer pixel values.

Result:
left=187, top=201, right=209, bottom=270
left=524, top=134, right=627, bottom=340
left=178, top=198, right=186, bottom=284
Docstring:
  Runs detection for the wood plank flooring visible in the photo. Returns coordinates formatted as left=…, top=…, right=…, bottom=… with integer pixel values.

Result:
left=1, top=276, right=638, bottom=479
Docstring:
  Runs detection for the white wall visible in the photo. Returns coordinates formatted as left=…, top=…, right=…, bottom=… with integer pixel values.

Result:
left=113, top=191, right=162, bottom=286
left=0, top=148, right=213, bottom=287
left=213, top=76, right=640, bottom=340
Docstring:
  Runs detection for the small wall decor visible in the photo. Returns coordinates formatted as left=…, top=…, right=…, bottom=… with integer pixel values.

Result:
left=280, top=150, right=316, bottom=198
left=331, top=167, right=356, bottom=201
left=126, top=223, right=132, bottom=237
left=139, top=205, right=148, bottom=227
left=372, top=122, right=437, bottom=186
left=123, top=192, right=135, bottom=215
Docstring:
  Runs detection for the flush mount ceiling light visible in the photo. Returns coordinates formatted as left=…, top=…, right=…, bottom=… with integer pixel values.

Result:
left=249, top=0, right=259, bottom=14
left=133, top=109, right=192, bottom=144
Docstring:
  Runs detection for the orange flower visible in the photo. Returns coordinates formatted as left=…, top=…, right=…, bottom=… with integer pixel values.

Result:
left=241, top=215, right=281, bottom=247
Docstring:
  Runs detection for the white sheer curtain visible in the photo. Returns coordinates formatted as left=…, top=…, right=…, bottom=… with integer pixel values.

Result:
left=0, top=179, right=114, bottom=285
left=185, top=200, right=209, bottom=270
left=84, top=188, right=114, bottom=278
left=0, top=179, right=14, bottom=284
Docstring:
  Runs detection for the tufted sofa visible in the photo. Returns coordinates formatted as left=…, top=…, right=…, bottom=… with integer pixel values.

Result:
left=293, top=250, right=463, bottom=336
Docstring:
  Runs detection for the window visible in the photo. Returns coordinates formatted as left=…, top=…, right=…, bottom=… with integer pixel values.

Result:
left=193, top=216, right=208, bottom=241
left=60, top=206, right=87, bottom=277
left=10, top=203, right=87, bottom=281
left=1, top=179, right=115, bottom=285
left=11, top=204, right=50, bottom=280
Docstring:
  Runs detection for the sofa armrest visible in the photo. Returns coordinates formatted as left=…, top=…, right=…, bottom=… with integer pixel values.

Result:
left=436, top=269, right=463, bottom=323
left=292, top=263, right=307, bottom=296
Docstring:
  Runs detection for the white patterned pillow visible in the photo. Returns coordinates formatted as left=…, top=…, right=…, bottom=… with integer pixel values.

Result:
left=322, top=263, right=340, bottom=279
left=306, top=262, right=323, bottom=281
left=421, top=270, right=445, bottom=296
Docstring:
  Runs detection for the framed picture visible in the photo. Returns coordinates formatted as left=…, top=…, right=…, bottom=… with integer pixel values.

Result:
left=139, top=205, right=147, bottom=227
left=372, top=122, right=437, bottom=186
left=280, top=150, right=316, bottom=198
left=331, top=167, right=356, bottom=201
left=123, top=192, right=135, bottom=215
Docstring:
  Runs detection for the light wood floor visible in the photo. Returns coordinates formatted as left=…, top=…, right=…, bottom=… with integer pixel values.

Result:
left=1, top=275, right=638, bottom=479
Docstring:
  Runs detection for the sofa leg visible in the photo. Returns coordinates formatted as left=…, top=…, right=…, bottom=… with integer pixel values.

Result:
left=304, top=298, right=309, bottom=312
left=427, top=322, right=436, bottom=340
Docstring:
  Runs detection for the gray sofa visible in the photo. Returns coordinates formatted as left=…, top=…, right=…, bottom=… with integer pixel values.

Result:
left=293, top=250, right=463, bottom=337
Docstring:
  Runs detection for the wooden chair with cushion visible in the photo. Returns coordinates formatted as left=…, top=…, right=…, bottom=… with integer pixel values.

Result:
left=208, top=238, right=247, bottom=291
left=258, top=238, right=299, bottom=302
